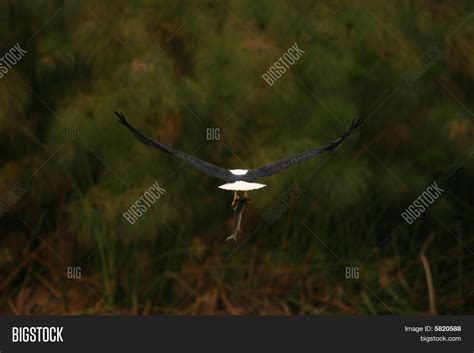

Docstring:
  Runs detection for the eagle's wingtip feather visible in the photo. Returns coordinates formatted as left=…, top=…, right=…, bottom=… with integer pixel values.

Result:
left=115, top=111, right=129, bottom=127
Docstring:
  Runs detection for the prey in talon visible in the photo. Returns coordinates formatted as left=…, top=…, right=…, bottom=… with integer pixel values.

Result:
left=226, top=191, right=251, bottom=242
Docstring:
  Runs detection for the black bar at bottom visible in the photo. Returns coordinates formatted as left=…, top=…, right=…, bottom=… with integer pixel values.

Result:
left=0, top=316, right=472, bottom=352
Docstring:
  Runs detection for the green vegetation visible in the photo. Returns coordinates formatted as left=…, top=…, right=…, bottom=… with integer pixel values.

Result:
left=0, top=0, right=472, bottom=314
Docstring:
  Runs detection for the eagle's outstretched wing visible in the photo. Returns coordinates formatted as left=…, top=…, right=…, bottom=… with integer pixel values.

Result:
left=115, top=111, right=235, bottom=181
left=117, top=111, right=363, bottom=183
left=244, top=118, right=364, bottom=181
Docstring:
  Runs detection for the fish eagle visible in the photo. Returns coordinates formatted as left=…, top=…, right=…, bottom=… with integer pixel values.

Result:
left=115, top=111, right=363, bottom=241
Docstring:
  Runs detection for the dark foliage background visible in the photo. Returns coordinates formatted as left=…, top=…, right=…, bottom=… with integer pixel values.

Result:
left=0, top=0, right=472, bottom=314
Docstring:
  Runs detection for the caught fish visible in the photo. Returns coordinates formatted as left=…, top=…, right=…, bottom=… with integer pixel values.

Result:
left=226, top=196, right=251, bottom=242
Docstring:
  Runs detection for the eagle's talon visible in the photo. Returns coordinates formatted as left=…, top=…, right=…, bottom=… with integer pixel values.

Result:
left=231, top=191, right=239, bottom=208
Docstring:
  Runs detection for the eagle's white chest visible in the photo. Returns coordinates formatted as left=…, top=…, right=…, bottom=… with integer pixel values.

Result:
left=219, top=170, right=266, bottom=191
left=218, top=181, right=267, bottom=191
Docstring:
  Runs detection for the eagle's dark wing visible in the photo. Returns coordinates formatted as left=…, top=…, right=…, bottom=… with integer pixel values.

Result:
left=115, top=111, right=235, bottom=181
left=244, top=118, right=364, bottom=181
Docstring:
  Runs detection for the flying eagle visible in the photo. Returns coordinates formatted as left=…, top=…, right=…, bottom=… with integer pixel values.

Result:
left=115, top=111, right=363, bottom=241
